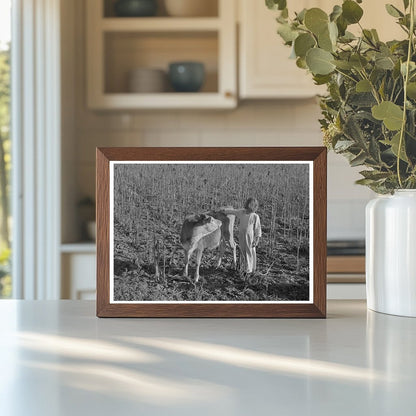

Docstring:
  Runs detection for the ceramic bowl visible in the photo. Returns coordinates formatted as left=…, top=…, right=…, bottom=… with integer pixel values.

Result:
left=114, top=0, right=158, bottom=17
left=128, top=68, right=167, bottom=93
left=164, top=0, right=217, bottom=17
left=168, top=62, right=205, bottom=93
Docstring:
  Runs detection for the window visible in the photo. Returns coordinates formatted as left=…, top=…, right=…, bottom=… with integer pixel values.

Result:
left=0, top=0, right=11, bottom=298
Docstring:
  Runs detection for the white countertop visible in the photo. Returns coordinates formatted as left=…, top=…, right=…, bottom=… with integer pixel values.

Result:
left=0, top=300, right=415, bottom=415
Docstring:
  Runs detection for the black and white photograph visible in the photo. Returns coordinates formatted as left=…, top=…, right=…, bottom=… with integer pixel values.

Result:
left=110, top=162, right=312, bottom=303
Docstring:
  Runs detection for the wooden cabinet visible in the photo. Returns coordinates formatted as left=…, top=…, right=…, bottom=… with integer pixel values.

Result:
left=238, top=0, right=325, bottom=99
left=327, top=255, right=366, bottom=299
left=238, top=0, right=404, bottom=99
left=86, top=0, right=404, bottom=107
left=86, top=0, right=237, bottom=109
left=61, top=245, right=96, bottom=300
left=327, top=256, right=365, bottom=283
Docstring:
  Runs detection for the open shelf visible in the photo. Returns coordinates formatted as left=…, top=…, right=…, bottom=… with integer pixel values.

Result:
left=87, top=0, right=236, bottom=109
left=91, top=92, right=234, bottom=109
left=103, top=0, right=219, bottom=18
left=101, top=17, right=221, bottom=32
left=104, top=31, right=218, bottom=94
left=61, top=242, right=96, bottom=254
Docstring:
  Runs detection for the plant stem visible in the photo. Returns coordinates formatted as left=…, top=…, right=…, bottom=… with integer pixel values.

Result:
left=397, top=0, right=415, bottom=188
left=390, top=79, right=398, bottom=101
left=359, top=69, right=381, bottom=104
left=334, top=68, right=358, bottom=84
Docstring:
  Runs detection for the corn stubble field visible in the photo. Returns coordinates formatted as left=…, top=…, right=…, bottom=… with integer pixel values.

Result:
left=113, top=163, right=310, bottom=302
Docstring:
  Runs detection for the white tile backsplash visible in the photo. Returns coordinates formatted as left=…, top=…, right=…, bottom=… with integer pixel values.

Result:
left=133, top=112, right=180, bottom=130
left=327, top=153, right=374, bottom=201
left=142, top=130, right=200, bottom=147
left=179, top=111, right=227, bottom=130
left=328, top=199, right=369, bottom=240
left=199, top=129, right=257, bottom=146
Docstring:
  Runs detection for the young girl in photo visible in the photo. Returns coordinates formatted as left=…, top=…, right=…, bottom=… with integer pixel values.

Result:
left=222, top=198, right=262, bottom=275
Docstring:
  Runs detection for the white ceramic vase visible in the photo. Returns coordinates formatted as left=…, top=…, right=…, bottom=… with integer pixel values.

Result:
left=366, top=190, right=416, bottom=317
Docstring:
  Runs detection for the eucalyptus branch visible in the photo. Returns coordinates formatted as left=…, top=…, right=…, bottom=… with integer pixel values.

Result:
left=397, top=0, right=415, bottom=188
left=355, top=37, right=363, bottom=54
left=334, top=68, right=358, bottom=84
left=359, top=22, right=378, bottom=49
left=393, top=85, right=404, bottom=103
left=405, top=129, right=416, bottom=140
left=337, top=45, right=350, bottom=53
left=267, top=0, right=416, bottom=193
left=359, top=69, right=381, bottom=104
left=398, top=23, right=410, bottom=35
left=390, top=79, right=398, bottom=101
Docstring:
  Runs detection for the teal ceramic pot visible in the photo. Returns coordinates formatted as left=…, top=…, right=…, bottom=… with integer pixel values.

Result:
left=114, top=0, right=157, bottom=17
left=168, top=62, right=205, bottom=92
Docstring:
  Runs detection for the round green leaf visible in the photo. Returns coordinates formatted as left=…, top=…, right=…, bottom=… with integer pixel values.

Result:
left=385, top=4, right=403, bottom=18
left=401, top=61, right=416, bottom=76
left=386, top=132, right=408, bottom=162
left=266, top=0, right=287, bottom=11
left=333, top=60, right=353, bottom=70
left=330, top=5, right=342, bottom=22
left=280, top=7, right=288, bottom=19
left=371, top=101, right=404, bottom=131
left=277, top=23, right=298, bottom=43
left=350, top=54, right=368, bottom=70
left=296, top=57, right=308, bottom=69
left=294, top=33, right=316, bottom=57
left=342, top=0, right=364, bottom=24
left=304, top=8, right=329, bottom=35
left=407, top=82, right=416, bottom=99
left=356, top=79, right=372, bottom=92
left=306, top=48, right=335, bottom=75
left=339, top=31, right=356, bottom=42
left=328, top=21, right=338, bottom=43
left=313, top=74, right=332, bottom=85
left=318, top=28, right=333, bottom=52
left=336, top=15, right=348, bottom=36
left=296, top=8, right=307, bottom=23
left=317, top=21, right=338, bottom=52
left=371, top=29, right=380, bottom=42
left=375, top=56, right=395, bottom=70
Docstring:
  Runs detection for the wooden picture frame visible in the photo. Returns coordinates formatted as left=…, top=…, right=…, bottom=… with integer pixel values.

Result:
left=96, top=147, right=327, bottom=318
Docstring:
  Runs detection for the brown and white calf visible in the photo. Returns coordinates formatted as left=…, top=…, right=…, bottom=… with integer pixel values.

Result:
left=180, top=207, right=236, bottom=282
left=209, top=208, right=237, bottom=269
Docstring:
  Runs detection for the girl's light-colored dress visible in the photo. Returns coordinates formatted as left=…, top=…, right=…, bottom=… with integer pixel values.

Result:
left=234, top=210, right=262, bottom=273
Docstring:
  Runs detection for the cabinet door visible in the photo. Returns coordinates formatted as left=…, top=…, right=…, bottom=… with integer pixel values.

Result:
left=62, top=253, right=96, bottom=300
left=239, top=0, right=326, bottom=99
left=239, top=0, right=404, bottom=99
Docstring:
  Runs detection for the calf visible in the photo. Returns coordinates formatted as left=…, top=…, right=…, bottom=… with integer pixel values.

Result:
left=209, top=207, right=237, bottom=270
left=180, top=207, right=237, bottom=282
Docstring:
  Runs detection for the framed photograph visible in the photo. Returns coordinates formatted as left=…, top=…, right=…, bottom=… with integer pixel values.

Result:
left=96, top=147, right=327, bottom=318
